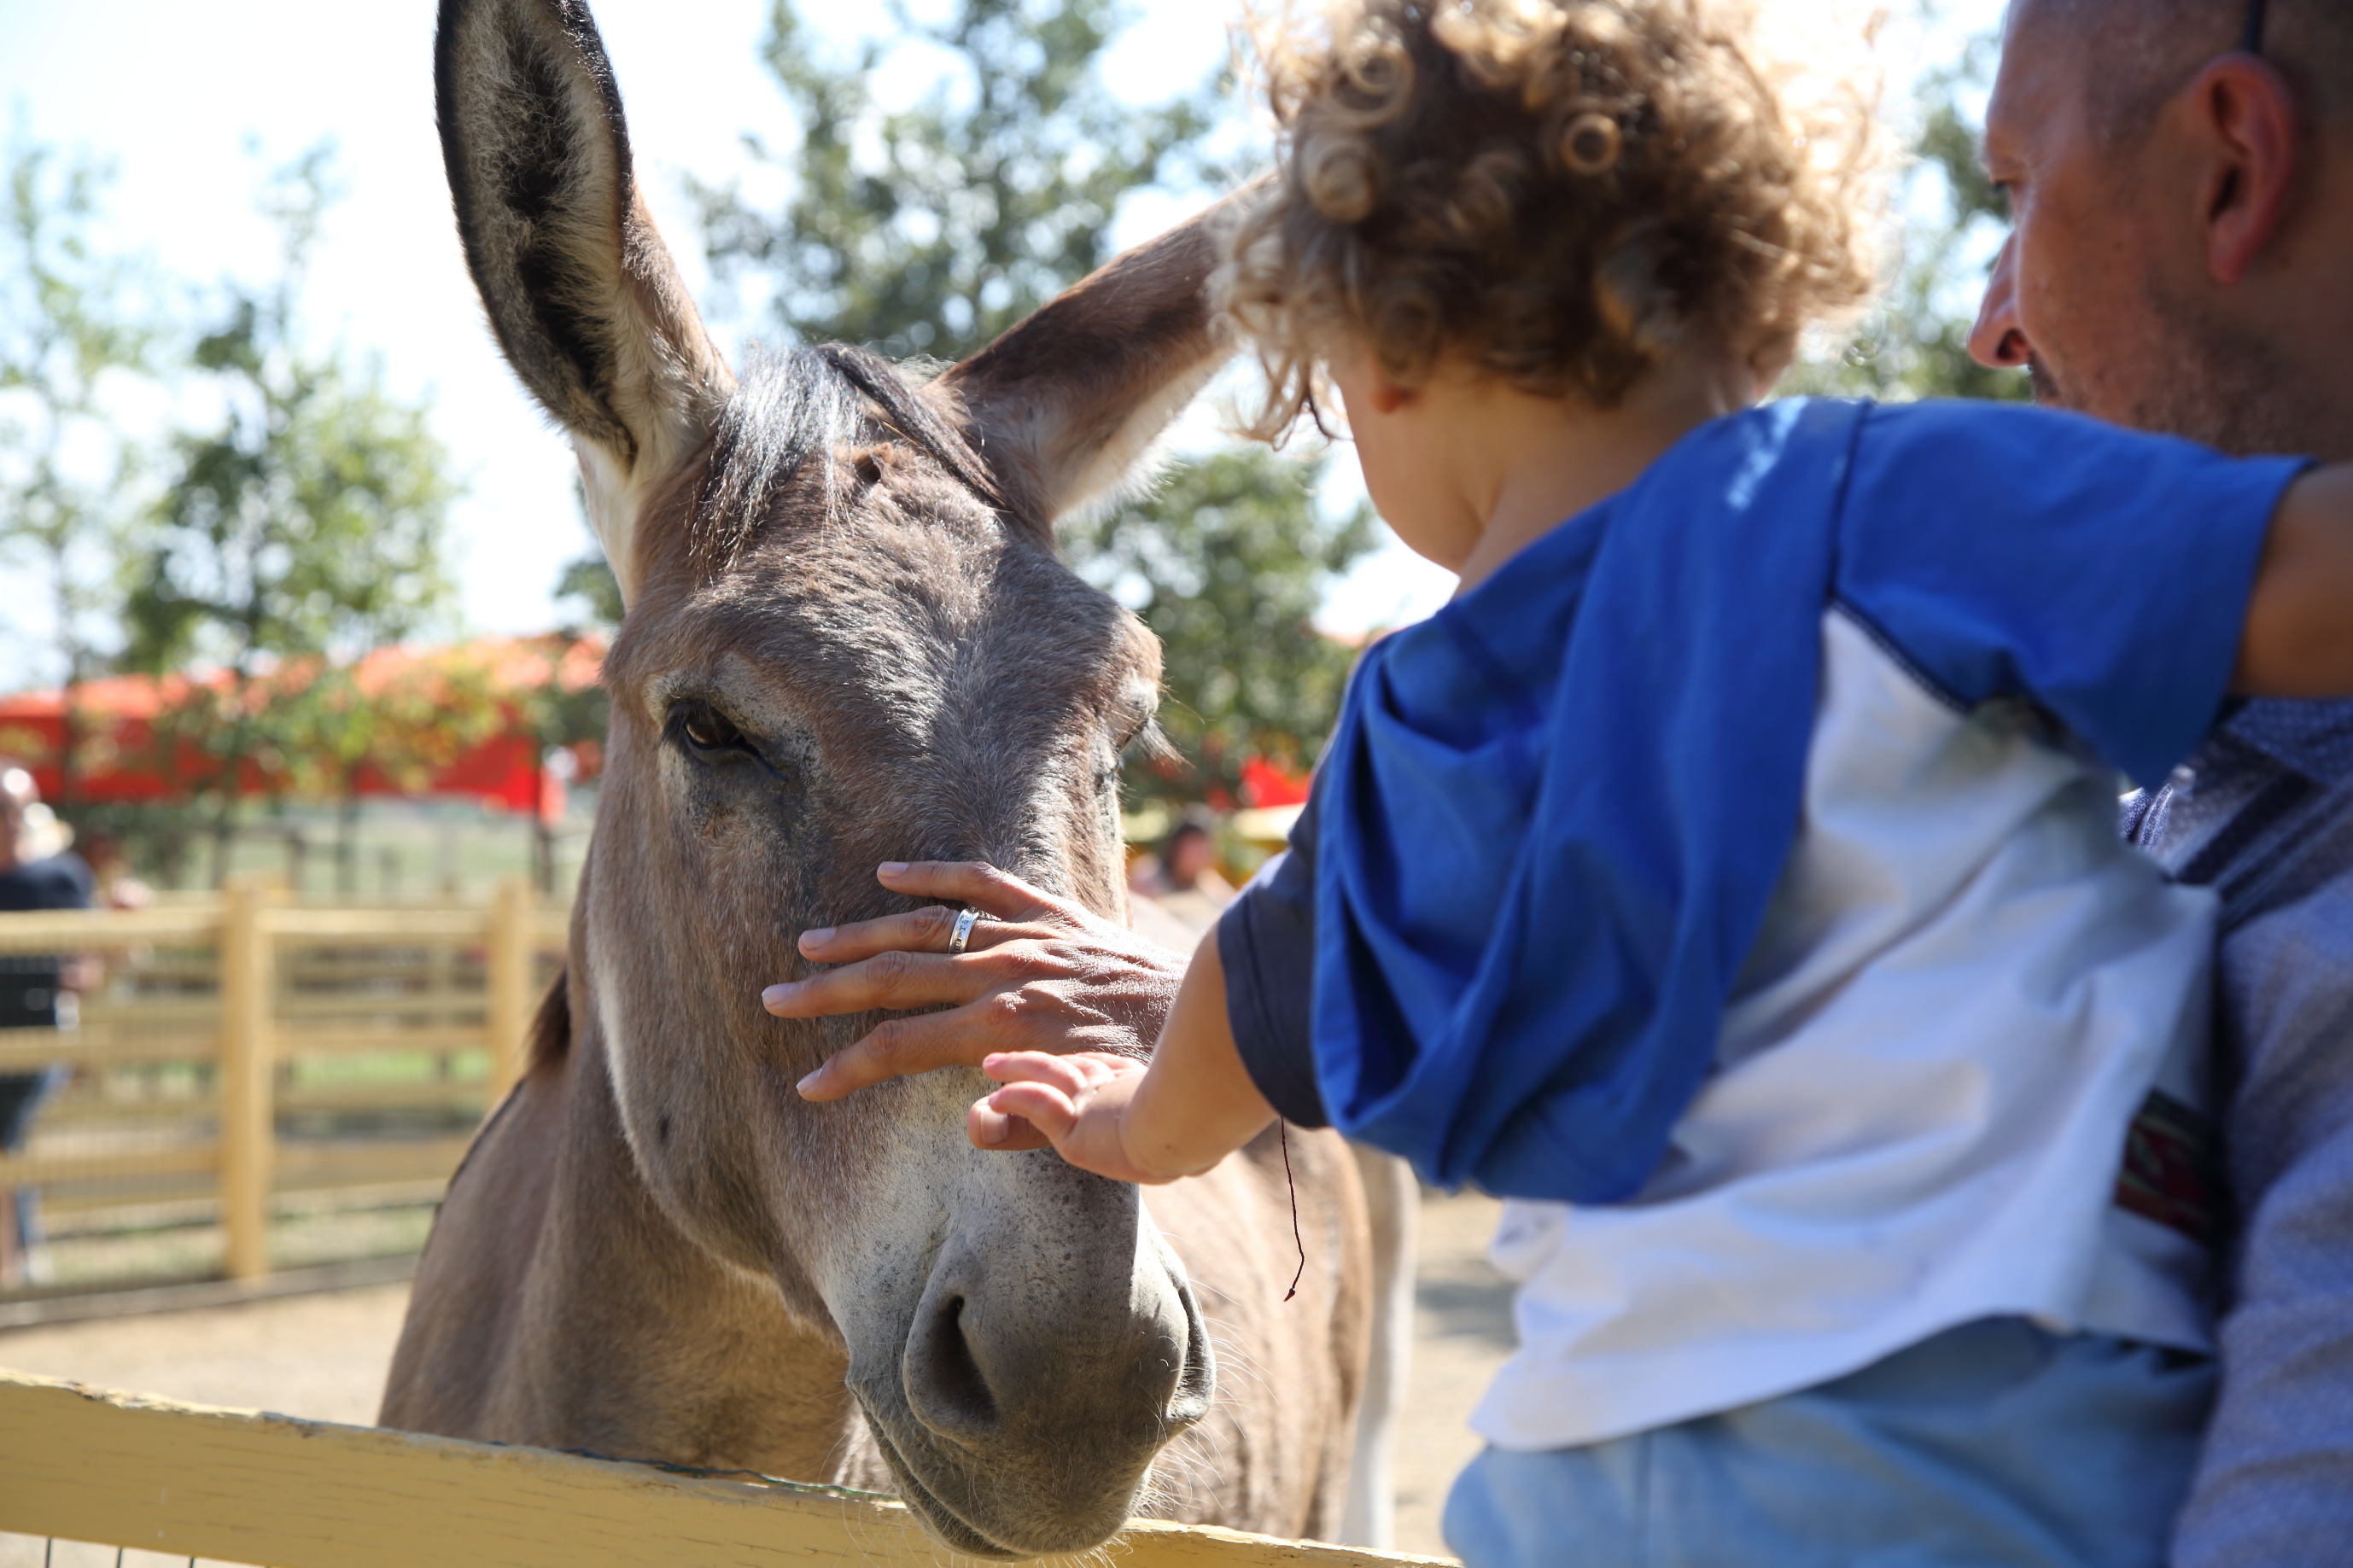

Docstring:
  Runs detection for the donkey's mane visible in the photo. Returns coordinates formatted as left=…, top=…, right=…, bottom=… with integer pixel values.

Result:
left=692, top=344, right=1009, bottom=573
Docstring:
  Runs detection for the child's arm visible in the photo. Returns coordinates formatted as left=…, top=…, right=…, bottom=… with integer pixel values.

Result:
left=969, top=930, right=1276, bottom=1183
left=2240, top=465, right=2353, bottom=696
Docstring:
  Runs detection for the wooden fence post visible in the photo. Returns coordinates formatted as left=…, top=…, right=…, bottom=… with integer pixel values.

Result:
left=218, top=876, right=276, bottom=1282
left=488, top=878, right=534, bottom=1101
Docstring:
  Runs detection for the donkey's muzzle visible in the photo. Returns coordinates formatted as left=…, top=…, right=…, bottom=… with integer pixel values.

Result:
left=901, top=1244, right=1213, bottom=1449
left=852, top=1199, right=1215, bottom=1556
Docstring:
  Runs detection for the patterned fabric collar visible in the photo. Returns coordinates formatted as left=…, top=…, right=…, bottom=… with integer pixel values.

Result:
left=2216, top=699, right=2353, bottom=785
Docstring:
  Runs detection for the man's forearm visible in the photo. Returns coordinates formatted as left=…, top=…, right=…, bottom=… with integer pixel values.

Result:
left=2239, top=464, right=2353, bottom=696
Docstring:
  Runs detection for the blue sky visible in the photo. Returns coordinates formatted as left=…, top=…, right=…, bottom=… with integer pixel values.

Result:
left=0, top=0, right=2000, bottom=691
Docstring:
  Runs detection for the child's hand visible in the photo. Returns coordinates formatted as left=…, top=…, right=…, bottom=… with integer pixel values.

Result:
left=967, top=940, right=1276, bottom=1187
left=971, top=1051, right=1171, bottom=1184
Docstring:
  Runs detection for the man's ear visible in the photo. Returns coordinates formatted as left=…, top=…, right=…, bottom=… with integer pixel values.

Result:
left=937, top=189, right=1258, bottom=529
left=2185, top=55, right=2302, bottom=284
left=435, top=0, right=733, bottom=606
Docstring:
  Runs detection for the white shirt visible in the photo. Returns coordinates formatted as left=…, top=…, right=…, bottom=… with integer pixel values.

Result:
left=1473, top=609, right=2216, bottom=1451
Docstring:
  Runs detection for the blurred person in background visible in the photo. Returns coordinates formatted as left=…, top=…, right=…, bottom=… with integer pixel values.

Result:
left=0, top=761, right=94, bottom=1287
left=1971, top=0, right=2353, bottom=1559
left=1127, top=808, right=1235, bottom=937
left=71, top=829, right=153, bottom=913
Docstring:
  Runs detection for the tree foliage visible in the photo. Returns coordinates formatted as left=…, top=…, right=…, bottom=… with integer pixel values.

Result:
left=553, top=477, right=625, bottom=630
left=1782, top=34, right=2029, bottom=405
left=276, top=662, right=499, bottom=799
left=124, top=154, right=453, bottom=676
left=1066, top=451, right=1373, bottom=807
left=274, top=652, right=508, bottom=889
left=699, top=0, right=1217, bottom=360
left=0, top=139, right=483, bottom=885
left=555, top=547, right=624, bottom=628
left=118, top=150, right=459, bottom=879
left=0, top=142, right=157, bottom=802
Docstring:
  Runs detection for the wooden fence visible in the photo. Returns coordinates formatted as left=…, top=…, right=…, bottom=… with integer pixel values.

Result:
left=0, top=882, right=568, bottom=1296
left=0, top=1369, right=1438, bottom=1567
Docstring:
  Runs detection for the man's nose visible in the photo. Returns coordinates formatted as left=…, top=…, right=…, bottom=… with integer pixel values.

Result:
left=1968, top=232, right=2033, bottom=370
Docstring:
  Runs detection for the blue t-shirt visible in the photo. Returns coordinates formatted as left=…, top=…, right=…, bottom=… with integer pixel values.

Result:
left=0, top=852, right=93, bottom=1032
left=1222, top=398, right=2305, bottom=1203
left=0, top=853, right=94, bottom=915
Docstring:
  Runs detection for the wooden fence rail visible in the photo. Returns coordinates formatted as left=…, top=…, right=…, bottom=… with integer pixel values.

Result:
left=0, top=1370, right=1436, bottom=1568
left=0, top=883, right=570, bottom=1286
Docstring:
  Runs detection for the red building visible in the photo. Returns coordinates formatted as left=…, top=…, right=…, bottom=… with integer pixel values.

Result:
left=0, top=636, right=604, bottom=823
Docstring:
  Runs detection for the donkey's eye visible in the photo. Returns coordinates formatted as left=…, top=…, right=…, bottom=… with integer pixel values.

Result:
left=674, top=702, right=749, bottom=755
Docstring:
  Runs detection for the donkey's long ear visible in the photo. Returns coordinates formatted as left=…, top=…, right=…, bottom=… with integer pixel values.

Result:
left=938, top=190, right=1253, bottom=528
left=436, top=0, right=732, bottom=605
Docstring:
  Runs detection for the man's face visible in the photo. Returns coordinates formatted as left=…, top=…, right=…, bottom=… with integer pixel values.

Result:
left=1972, top=10, right=2162, bottom=417
left=1167, top=829, right=1211, bottom=889
left=1971, top=3, right=2291, bottom=452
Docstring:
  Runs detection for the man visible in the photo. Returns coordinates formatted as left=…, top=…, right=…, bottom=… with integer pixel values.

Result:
left=760, top=4, right=2353, bottom=1551
left=1971, top=1, right=2353, bottom=1559
left=1128, top=809, right=1236, bottom=938
left=0, top=762, right=93, bottom=1287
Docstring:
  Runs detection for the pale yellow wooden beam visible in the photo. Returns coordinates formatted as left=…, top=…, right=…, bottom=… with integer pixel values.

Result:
left=0, top=903, right=574, bottom=950
left=0, top=1144, right=219, bottom=1187
left=276, top=1023, right=488, bottom=1052
left=272, top=1135, right=476, bottom=1186
left=528, top=906, right=571, bottom=948
left=0, top=907, right=223, bottom=948
left=257, top=908, right=492, bottom=941
left=0, top=1371, right=1445, bottom=1568
left=0, top=1034, right=219, bottom=1074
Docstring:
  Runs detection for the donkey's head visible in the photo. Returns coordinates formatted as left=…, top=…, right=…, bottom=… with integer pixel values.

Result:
left=438, top=0, right=1236, bottom=1554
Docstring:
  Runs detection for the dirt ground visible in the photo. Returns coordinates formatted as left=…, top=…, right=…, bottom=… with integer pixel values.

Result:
left=1387, top=1190, right=1513, bottom=1555
left=0, top=1190, right=1510, bottom=1562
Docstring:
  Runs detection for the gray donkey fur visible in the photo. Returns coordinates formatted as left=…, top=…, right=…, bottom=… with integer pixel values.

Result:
left=383, top=0, right=1398, bottom=1557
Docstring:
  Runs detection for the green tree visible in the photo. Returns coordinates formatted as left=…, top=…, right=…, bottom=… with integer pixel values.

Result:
left=1065, top=450, right=1374, bottom=808
left=1784, top=31, right=2028, bottom=405
left=505, top=632, right=611, bottom=893
left=552, top=479, right=623, bottom=628
left=554, top=549, right=623, bottom=628
left=0, top=141, right=159, bottom=805
left=698, top=0, right=1218, bottom=359
left=702, top=1, right=1373, bottom=810
left=122, top=149, right=459, bottom=883
left=273, top=651, right=507, bottom=893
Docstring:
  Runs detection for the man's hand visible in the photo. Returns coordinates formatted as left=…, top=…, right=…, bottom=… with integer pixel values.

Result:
left=970, top=1051, right=1167, bottom=1183
left=762, top=861, right=1188, bottom=1113
left=974, top=940, right=1273, bottom=1185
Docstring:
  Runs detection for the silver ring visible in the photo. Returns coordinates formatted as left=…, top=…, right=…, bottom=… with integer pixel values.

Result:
left=947, top=906, right=981, bottom=955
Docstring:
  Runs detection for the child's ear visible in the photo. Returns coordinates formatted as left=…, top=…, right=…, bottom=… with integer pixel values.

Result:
left=1325, top=342, right=1416, bottom=421
left=1367, top=373, right=1416, bottom=416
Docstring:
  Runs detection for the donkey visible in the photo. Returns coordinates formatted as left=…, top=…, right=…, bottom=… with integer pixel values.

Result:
left=381, top=0, right=1406, bottom=1557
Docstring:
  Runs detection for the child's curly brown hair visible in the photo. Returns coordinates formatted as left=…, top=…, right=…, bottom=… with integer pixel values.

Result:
left=1217, top=0, right=1877, bottom=437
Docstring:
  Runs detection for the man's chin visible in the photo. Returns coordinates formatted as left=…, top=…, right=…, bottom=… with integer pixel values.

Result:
left=2030, top=304, right=2313, bottom=458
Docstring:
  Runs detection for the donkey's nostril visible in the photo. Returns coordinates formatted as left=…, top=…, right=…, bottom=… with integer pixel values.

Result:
left=905, top=1292, right=1001, bottom=1442
left=895, top=1235, right=1204, bottom=1469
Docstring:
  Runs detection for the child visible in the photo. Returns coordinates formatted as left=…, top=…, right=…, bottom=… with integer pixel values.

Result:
left=955, top=1, right=2353, bottom=1564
